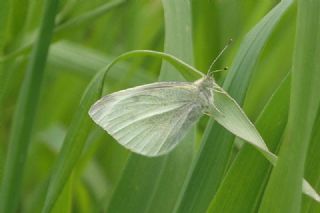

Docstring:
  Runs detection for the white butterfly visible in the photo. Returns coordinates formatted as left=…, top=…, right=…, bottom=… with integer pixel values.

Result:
left=88, top=74, right=222, bottom=157
left=88, top=41, right=233, bottom=157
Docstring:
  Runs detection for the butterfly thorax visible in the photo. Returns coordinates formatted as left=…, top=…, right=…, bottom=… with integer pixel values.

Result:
left=193, top=76, right=215, bottom=112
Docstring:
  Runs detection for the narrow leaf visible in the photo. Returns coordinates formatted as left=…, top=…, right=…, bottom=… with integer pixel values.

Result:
left=0, top=0, right=59, bottom=212
left=214, top=79, right=320, bottom=203
left=302, top=106, right=320, bottom=212
left=208, top=74, right=291, bottom=213
left=41, top=72, right=104, bottom=213
left=175, top=1, right=293, bottom=212
left=259, top=1, right=320, bottom=212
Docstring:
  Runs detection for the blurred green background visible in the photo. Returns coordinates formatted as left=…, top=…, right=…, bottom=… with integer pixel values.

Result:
left=1, top=0, right=320, bottom=212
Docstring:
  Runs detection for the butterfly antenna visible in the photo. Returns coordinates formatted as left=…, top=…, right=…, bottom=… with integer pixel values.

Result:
left=207, top=39, right=233, bottom=76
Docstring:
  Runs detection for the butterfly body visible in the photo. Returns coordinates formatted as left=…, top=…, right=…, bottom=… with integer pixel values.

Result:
left=89, top=75, right=215, bottom=156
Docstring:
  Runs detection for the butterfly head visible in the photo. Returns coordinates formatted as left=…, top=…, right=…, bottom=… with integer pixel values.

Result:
left=194, top=75, right=215, bottom=97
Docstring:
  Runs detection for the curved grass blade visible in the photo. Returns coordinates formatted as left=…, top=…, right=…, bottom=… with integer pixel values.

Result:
left=259, top=1, right=320, bottom=212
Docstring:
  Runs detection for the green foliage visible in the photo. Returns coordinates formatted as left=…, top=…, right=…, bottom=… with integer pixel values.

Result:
left=259, top=1, right=320, bottom=212
left=0, top=0, right=59, bottom=212
left=1, top=0, right=320, bottom=212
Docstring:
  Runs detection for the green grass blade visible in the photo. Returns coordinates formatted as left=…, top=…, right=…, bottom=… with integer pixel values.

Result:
left=192, top=1, right=219, bottom=72
left=106, top=155, right=166, bottom=213
left=51, top=178, right=72, bottom=213
left=106, top=1, right=194, bottom=212
left=259, top=1, right=320, bottom=212
left=159, top=0, right=193, bottom=80
left=41, top=72, right=104, bottom=213
left=0, top=0, right=59, bottom=212
left=208, top=74, right=290, bottom=212
left=212, top=87, right=272, bottom=156
left=244, top=6, right=296, bottom=120
left=302, top=108, right=320, bottom=212
left=213, top=76, right=319, bottom=202
left=175, top=1, right=293, bottom=213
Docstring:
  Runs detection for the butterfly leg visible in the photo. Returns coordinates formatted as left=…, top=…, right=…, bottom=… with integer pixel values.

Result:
left=205, top=102, right=224, bottom=117
left=212, top=103, right=223, bottom=115
left=213, top=85, right=225, bottom=94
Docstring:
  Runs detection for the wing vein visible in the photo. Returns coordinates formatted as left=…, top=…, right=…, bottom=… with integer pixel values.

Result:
left=108, top=103, right=189, bottom=134
left=155, top=105, right=193, bottom=154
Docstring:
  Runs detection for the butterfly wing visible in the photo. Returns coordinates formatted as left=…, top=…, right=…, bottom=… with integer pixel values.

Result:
left=89, top=82, right=205, bottom=156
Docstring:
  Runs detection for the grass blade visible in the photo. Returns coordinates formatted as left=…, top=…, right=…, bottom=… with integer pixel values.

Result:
left=302, top=107, right=320, bottom=212
left=175, top=1, right=293, bottom=212
left=0, top=0, right=59, bottom=212
left=208, top=74, right=290, bottom=212
left=41, top=72, right=104, bottom=213
left=215, top=71, right=319, bottom=203
left=259, top=1, right=320, bottom=212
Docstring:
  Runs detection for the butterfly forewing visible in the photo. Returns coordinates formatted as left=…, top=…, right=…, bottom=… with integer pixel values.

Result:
left=89, top=82, right=206, bottom=156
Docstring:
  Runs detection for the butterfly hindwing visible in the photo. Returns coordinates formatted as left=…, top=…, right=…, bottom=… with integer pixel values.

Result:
left=89, top=82, right=205, bottom=156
